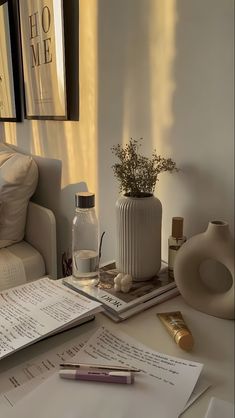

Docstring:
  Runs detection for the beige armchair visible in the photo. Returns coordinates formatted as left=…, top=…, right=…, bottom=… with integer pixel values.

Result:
left=0, top=143, right=59, bottom=291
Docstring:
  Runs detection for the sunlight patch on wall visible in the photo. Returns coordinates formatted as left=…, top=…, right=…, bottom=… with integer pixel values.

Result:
left=31, top=121, right=44, bottom=155
left=62, top=0, right=98, bottom=196
left=2, top=123, right=17, bottom=144
left=149, top=0, right=176, bottom=152
left=119, top=0, right=176, bottom=154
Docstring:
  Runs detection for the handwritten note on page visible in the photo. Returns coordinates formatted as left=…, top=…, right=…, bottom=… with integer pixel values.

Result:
left=0, top=329, right=94, bottom=408
left=1, top=326, right=204, bottom=418
left=78, top=325, right=203, bottom=416
left=0, top=329, right=92, bottom=398
left=0, top=278, right=102, bottom=360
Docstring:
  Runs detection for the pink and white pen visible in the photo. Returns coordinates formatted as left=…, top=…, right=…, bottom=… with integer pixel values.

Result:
left=59, top=369, right=134, bottom=384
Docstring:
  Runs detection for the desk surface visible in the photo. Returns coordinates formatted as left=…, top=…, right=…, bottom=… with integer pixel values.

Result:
left=0, top=295, right=234, bottom=417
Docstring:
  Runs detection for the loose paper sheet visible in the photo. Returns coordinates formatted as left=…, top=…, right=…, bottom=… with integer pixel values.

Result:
left=0, top=326, right=204, bottom=418
left=0, top=328, right=209, bottom=413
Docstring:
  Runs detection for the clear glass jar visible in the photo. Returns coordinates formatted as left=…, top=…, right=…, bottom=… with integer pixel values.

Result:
left=72, top=192, right=99, bottom=285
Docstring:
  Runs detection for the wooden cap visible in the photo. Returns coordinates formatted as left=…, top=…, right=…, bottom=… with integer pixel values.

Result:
left=172, top=217, right=184, bottom=239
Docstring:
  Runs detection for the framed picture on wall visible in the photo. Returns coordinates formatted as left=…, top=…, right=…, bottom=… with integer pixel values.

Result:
left=0, top=0, right=22, bottom=122
left=19, top=0, right=67, bottom=120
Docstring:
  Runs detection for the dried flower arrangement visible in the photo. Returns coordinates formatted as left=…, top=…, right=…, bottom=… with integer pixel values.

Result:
left=111, top=139, right=178, bottom=197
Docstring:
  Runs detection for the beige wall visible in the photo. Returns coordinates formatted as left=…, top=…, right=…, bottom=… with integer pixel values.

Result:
left=1, top=0, right=234, bottom=274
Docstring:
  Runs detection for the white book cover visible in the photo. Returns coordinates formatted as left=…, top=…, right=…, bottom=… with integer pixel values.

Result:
left=63, top=263, right=177, bottom=314
left=104, top=287, right=180, bottom=321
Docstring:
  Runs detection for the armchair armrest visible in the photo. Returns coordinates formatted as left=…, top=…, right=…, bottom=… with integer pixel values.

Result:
left=25, top=201, right=57, bottom=278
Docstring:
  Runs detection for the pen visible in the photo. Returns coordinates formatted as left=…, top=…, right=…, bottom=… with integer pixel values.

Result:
left=59, top=362, right=140, bottom=372
left=59, top=369, right=135, bottom=384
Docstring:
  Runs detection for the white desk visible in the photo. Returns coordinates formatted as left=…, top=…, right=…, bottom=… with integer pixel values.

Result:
left=0, top=295, right=234, bottom=417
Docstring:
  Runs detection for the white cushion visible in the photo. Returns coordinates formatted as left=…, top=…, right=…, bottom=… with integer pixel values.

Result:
left=0, top=143, right=38, bottom=248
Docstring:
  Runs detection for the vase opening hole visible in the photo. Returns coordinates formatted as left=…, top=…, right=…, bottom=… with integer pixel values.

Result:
left=124, top=192, right=153, bottom=198
left=199, top=259, right=233, bottom=293
left=211, top=220, right=227, bottom=226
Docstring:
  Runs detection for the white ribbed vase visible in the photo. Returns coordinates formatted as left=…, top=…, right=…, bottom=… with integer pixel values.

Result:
left=116, top=194, right=162, bottom=281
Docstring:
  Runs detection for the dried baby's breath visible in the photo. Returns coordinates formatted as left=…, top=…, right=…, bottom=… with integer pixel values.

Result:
left=111, top=139, right=178, bottom=197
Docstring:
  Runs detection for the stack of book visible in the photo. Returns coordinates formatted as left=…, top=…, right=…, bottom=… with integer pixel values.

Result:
left=63, top=262, right=179, bottom=321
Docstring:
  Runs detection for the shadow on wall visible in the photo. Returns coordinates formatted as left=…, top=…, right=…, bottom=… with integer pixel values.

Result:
left=179, top=165, right=234, bottom=236
left=156, top=0, right=234, bottom=261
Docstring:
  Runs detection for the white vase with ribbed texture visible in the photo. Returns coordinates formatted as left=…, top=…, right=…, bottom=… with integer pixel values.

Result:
left=116, top=194, right=162, bottom=281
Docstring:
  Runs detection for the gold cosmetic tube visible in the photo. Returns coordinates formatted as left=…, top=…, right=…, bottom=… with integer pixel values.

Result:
left=157, top=311, right=194, bottom=351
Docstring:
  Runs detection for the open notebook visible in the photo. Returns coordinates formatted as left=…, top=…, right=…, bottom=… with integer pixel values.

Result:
left=0, top=277, right=102, bottom=361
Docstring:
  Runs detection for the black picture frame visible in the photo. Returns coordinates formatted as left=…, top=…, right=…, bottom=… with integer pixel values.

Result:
left=0, top=0, right=22, bottom=122
left=19, top=0, right=69, bottom=120
left=63, top=0, right=79, bottom=121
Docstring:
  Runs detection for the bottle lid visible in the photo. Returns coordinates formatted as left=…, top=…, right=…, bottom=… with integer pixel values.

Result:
left=75, top=192, right=95, bottom=208
left=172, top=217, right=184, bottom=239
left=174, top=330, right=194, bottom=351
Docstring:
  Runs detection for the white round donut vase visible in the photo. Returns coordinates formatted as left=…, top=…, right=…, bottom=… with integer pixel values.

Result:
left=174, top=221, right=234, bottom=319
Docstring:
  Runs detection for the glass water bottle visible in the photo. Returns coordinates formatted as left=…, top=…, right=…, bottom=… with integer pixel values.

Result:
left=72, top=192, right=99, bottom=285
